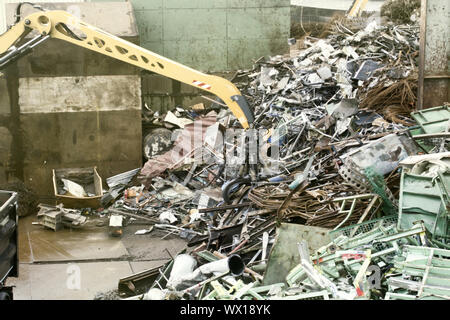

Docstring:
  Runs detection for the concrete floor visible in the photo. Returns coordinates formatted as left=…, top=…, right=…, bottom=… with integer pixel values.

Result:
left=6, top=214, right=187, bottom=300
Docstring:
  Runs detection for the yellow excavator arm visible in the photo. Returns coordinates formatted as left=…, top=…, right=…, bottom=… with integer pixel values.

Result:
left=0, top=10, right=254, bottom=129
left=347, top=0, right=369, bottom=18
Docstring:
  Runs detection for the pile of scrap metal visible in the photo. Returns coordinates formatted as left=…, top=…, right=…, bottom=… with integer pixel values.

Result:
left=236, top=20, right=419, bottom=127
left=85, top=19, right=448, bottom=300
left=109, top=100, right=449, bottom=296
left=115, top=20, right=423, bottom=235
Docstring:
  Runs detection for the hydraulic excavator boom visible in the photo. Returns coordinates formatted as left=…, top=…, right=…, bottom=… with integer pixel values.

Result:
left=0, top=8, right=254, bottom=129
left=347, top=0, right=369, bottom=18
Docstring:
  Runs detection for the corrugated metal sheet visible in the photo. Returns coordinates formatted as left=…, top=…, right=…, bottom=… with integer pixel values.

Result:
left=0, top=0, right=85, bottom=34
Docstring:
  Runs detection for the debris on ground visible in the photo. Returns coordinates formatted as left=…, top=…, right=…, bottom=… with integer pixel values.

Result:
left=36, top=204, right=87, bottom=231
left=27, top=17, right=450, bottom=300
left=93, top=289, right=121, bottom=300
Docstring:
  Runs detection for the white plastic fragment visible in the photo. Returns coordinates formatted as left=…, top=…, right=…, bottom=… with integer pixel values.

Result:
left=135, top=227, right=154, bottom=235
left=159, top=211, right=178, bottom=224
left=61, top=179, right=87, bottom=198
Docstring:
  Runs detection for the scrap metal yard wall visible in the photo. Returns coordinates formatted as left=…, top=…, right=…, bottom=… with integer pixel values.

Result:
left=0, top=2, right=142, bottom=197
left=96, top=0, right=291, bottom=72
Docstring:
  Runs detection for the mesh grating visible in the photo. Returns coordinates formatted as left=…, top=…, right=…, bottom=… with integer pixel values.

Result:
left=329, top=215, right=398, bottom=241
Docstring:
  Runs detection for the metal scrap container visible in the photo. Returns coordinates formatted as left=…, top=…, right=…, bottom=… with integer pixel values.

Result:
left=53, top=167, right=103, bottom=209
left=0, top=190, right=18, bottom=296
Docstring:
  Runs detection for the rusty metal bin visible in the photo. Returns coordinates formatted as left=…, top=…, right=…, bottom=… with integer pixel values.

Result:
left=53, top=167, right=103, bottom=209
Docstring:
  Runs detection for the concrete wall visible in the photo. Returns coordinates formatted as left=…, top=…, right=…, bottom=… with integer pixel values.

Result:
left=3, top=1, right=291, bottom=114
left=19, top=76, right=141, bottom=113
left=19, top=76, right=142, bottom=196
left=0, top=78, right=9, bottom=114
left=1, top=1, right=292, bottom=192
left=0, top=2, right=142, bottom=197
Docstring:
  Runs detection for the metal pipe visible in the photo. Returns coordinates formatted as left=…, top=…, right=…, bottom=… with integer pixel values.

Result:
left=213, top=251, right=263, bottom=281
left=0, top=34, right=49, bottom=67
left=198, top=254, right=245, bottom=277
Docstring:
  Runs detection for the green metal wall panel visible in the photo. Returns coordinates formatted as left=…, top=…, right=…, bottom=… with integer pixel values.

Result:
left=132, top=0, right=163, bottom=10
left=227, top=7, right=290, bottom=39
left=94, top=0, right=289, bottom=72
left=163, top=9, right=227, bottom=41
left=227, top=38, right=287, bottom=70
left=227, top=0, right=288, bottom=8
left=163, top=0, right=227, bottom=9
left=134, top=10, right=163, bottom=42
left=164, top=39, right=228, bottom=71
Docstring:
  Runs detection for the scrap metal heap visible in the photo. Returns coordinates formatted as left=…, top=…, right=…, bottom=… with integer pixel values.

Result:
left=40, top=20, right=450, bottom=300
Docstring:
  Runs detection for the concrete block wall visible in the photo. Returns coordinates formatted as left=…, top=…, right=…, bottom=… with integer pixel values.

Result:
left=141, top=72, right=231, bottom=113
left=0, top=2, right=143, bottom=197
left=19, top=76, right=142, bottom=196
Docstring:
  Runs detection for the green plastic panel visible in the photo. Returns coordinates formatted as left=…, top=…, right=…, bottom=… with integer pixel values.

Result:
left=398, top=171, right=449, bottom=238
left=262, top=223, right=330, bottom=286
left=328, top=215, right=398, bottom=241
left=411, top=106, right=450, bottom=134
